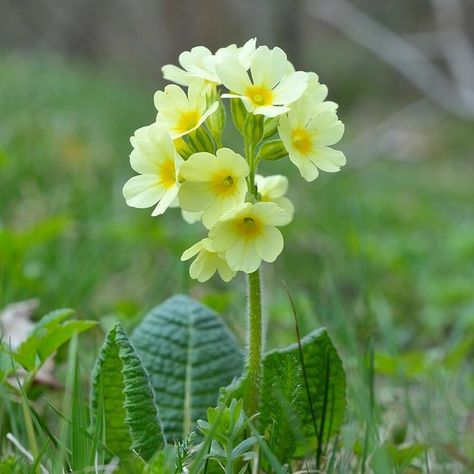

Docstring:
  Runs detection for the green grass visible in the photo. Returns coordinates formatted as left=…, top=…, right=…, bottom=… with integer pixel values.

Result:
left=1, top=53, right=473, bottom=472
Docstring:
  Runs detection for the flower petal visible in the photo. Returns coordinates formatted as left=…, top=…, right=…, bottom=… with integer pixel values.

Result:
left=215, top=58, right=252, bottom=94
left=255, top=226, right=284, bottom=263
left=225, top=239, right=261, bottom=273
left=178, top=181, right=215, bottom=212
left=179, top=152, right=217, bottom=181
left=308, top=147, right=346, bottom=172
left=122, top=175, right=164, bottom=208
left=181, top=240, right=205, bottom=261
left=289, top=152, right=319, bottom=182
left=272, top=71, right=308, bottom=106
left=152, top=185, right=179, bottom=216
left=251, top=46, right=290, bottom=90
left=162, top=64, right=189, bottom=86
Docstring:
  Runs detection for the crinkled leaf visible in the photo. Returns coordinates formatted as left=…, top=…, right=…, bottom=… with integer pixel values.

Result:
left=224, top=328, right=346, bottom=465
left=90, top=324, right=164, bottom=464
left=262, top=328, right=347, bottom=461
left=14, top=309, right=96, bottom=372
left=131, top=295, right=244, bottom=440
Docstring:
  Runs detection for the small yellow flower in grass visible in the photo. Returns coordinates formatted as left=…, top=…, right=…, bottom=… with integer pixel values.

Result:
left=255, top=174, right=294, bottom=225
left=217, top=45, right=308, bottom=117
left=279, top=95, right=346, bottom=182
left=181, top=238, right=236, bottom=282
left=209, top=202, right=289, bottom=273
left=178, top=148, right=249, bottom=229
left=162, top=39, right=256, bottom=87
left=154, top=80, right=218, bottom=139
left=123, top=124, right=183, bottom=216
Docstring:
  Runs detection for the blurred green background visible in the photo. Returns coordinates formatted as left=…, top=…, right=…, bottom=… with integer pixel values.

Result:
left=1, top=0, right=473, bottom=469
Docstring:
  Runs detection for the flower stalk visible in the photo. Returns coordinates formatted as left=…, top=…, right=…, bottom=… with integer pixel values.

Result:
left=247, top=268, right=263, bottom=415
left=244, top=134, right=264, bottom=414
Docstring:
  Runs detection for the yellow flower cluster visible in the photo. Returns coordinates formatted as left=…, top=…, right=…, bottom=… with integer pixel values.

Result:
left=123, top=40, right=346, bottom=282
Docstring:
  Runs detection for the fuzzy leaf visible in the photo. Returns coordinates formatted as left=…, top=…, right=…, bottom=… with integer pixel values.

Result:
left=224, top=328, right=346, bottom=464
left=90, top=324, right=165, bottom=463
left=14, top=309, right=96, bottom=372
left=263, top=328, right=346, bottom=462
left=131, top=295, right=244, bottom=441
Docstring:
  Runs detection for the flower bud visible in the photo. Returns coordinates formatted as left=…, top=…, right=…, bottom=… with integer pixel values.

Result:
left=188, top=126, right=216, bottom=154
left=257, top=139, right=288, bottom=161
left=206, top=96, right=226, bottom=146
left=174, top=136, right=196, bottom=160
left=243, top=114, right=264, bottom=145
left=230, top=98, right=248, bottom=134
left=263, top=117, right=280, bottom=138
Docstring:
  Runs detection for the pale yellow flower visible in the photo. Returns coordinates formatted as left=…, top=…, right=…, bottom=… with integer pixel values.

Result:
left=217, top=45, right=308, bottom=117
left=181, top=238, right=236, bottom=282
left=279, top=93, right=346, bottom=182
left=123, top=124, right=183, bottom=216
left=162, top=39, right=256, bottom=87
left=255, top=174, right=294, bottom=225
left=178, top=148, right=249, bottom=229
left=209, top=202, right=289, bottom=273
left=154, top=80, right=218, bottom=139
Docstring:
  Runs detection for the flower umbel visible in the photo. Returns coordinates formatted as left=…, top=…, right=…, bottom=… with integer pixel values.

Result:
left=124, top=38, right=346, bottom=281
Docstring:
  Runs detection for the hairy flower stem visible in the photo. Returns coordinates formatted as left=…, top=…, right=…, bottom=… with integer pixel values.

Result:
left=243, top=136, right=264, bottom=415
left=247, top=269, right=263, bottom=415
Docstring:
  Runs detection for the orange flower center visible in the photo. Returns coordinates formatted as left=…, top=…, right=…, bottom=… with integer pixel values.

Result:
left=176, top=110, right=201, bottom=133
left=245, top=85, right=274, bottom=107
left=234, top=216, right=263, bottom=239
left=211, top=171, right=237, bottom=197
left=159, top=159, right=176, bottom=189
left=291, top=127, right=313, bottom=155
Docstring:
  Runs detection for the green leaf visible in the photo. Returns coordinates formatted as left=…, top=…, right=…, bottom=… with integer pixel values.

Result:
left=143, top=445, right=177, bottom=473
left=90, top=323, right=165, bottom=464
left=0, top=343, right=17, bottom=382
left=131, top=294, right=244, bottom=441
left=0, top=454, right=27, bottom=473
left=225, top=328, right=346, bottom=465
left=262, top=328, right=346, bottom=462
left=14, top=309, right=96, bottom=372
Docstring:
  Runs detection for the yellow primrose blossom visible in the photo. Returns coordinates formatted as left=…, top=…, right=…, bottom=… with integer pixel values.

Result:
left=178, top=148, right=249, bottom=229
left=278, top=96, right=346, bottom=182
left=162, top=39, right=256, bottom=87
left=181, top=238, right=236, bottom=282
left=255, top=174, right=294, bottom=225
left=123, top=124, right=183, bottom=216
left=154, top=80, right=218, bottom=139
left=209, top=202, right=289, bottom=273
left=217, top=45, right=308, bottom=117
